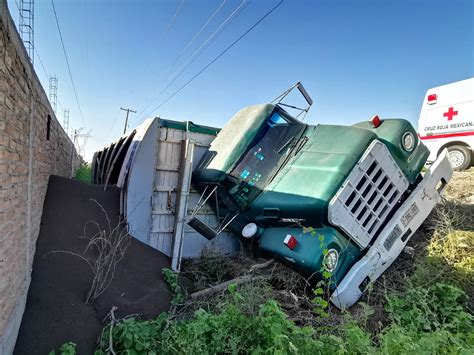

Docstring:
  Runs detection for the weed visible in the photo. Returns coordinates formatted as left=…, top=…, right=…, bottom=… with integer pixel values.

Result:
left=49, top=342, right=76, bottom=355
left=74, top=163, right=91, bottom=184
left=302, top=226, right=334, bottom=319
left=386, top=282, right=473, bottom=333
left=96, top=278, right=474, bottom=354
left=162, top=268, right=185, bottom=305
left=95, top=314, right=168, bottom=354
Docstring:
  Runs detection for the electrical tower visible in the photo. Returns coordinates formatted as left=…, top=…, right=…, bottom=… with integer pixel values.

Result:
left=49, top=75, right=58, bottom=114
left=63, top=109, right=69, bottom=136
left=19, top=0, right=34, bottom=65
left=73, top=128, right=92, bottom=159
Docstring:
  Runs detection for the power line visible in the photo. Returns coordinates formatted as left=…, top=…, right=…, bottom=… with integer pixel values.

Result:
left=135, top=0, right=249, bottom=123
left=105, top=108, right=123, bottom=142
left=169, top=0, right=227, bottom=70
left=57, top=98, right=65, bottom=111
left=134, top=0, right=228, bottom=119
left=159, top=0, right=186, bottom=46
left=135, top=0, right=186, bottom=85
left=50, top=0, right=86, bottom=128
left=34, top=47, right=48, bottom=79
left=146, top=0, right=285, bottom=117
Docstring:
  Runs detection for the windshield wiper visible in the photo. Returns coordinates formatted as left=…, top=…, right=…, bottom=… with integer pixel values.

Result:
left=277, top=137, right=296, bottom=155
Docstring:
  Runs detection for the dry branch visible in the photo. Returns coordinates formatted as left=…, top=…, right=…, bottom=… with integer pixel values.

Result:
left=107, top=306, right=118, bottom=355
left=190, top=275, right=268, bottom=299
left=45, top=199, right=130, bottom=305
left=249, top=259, right=274, bottom=272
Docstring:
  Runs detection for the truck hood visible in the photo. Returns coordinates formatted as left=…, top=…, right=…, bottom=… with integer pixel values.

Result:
left=248, top=124, right=377, bottom=227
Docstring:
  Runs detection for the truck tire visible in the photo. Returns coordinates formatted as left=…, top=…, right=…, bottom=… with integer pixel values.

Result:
left=446, top=145, right=471, bottom=171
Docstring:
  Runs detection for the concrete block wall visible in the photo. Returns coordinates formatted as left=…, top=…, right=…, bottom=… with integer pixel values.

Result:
left=0, top=1, right=80, bottom=353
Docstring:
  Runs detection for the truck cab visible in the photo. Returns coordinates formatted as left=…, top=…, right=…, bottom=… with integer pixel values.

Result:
left=418, top=78, right=474, bottom=171
left=191, top=83, right=453, bottom=309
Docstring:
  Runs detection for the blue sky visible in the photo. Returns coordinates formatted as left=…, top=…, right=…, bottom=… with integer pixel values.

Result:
left=7, top=0, right=474, bottom=161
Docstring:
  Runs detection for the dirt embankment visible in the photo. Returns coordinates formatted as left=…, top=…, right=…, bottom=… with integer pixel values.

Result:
left=14, top=176, right=172, bottom=355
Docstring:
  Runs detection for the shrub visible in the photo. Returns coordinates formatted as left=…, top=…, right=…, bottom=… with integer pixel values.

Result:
left=96, top=276, right=474, bottom=354
left=162, top=268, right=185, bottom=305
left=96, top=287, right=350, bottom=354
left=49, top=342, right=76, bottom=355
left=386, top=282, right=473, bottom=333
left=379, top=326, right=473, bottom=354
left=95, top=314, right=168, bottom=354
left=74, top=163, right=91, bottom=183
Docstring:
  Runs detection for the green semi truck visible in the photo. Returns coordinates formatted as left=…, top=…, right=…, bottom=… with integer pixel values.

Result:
left=190, top=83, right=453, bottom=309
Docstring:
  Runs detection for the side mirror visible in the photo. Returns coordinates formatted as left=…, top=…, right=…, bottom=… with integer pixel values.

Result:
left=272, top=81, right=314, bottom=119
left=297, top=82, right=313, bottom=106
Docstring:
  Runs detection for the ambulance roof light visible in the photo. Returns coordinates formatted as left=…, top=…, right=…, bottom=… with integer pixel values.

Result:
left=427, top=94, right=437, bottom=105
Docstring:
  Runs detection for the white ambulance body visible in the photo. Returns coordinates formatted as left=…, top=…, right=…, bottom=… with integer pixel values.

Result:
left=418, top=78, right=474, bottom=171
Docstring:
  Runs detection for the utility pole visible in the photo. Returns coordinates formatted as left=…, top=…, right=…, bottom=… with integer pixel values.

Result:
left=120, top=107, right=136, bottom=134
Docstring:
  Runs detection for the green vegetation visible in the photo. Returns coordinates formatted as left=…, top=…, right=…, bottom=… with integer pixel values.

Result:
left=94, top=196, right=473, bottom=354
left=162, top=268, right=185, bottom=305
left=49, top=342, right=76, bottom=355
left=95, top=278, right=472, bottom=354
left=74, top=163, right=91, bottom=184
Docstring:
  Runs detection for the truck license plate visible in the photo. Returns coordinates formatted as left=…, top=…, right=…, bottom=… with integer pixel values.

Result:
left=384, top=225, right=402, bottom=251
left=401, top=202, right=419, bottom=227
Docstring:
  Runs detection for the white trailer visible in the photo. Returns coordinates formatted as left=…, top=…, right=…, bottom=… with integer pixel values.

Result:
left=92, top=118, right=239, bottom=270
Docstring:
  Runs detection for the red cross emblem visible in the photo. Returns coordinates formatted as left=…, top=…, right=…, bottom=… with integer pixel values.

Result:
left=443, top=107, right=458, bottom=121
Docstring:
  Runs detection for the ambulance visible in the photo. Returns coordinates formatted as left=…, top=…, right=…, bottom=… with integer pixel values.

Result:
left=418, top=78, right=474, bottom=171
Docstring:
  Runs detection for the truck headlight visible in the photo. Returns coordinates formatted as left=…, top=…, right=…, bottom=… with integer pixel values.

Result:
left=402, top=132, right=415, bottom=152
left=242, top=223, right=258, bottom=238
left=323, top=249, right=339, bottom=272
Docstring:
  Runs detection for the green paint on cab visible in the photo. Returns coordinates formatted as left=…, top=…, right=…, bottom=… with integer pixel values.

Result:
left=193, top=103, right=430, bottom=286
left=258, top=226, right=360, bottom=287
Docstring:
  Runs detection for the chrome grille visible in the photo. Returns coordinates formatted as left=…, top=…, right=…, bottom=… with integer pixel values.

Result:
left=328, top=140, right=409, bottom=248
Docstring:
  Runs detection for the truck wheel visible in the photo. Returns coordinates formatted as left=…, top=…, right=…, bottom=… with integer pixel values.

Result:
left=446, top=145, right=471, bottom=171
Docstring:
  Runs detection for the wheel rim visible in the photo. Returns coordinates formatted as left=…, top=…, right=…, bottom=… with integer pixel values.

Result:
left=448, top=150, right=465, bottom=169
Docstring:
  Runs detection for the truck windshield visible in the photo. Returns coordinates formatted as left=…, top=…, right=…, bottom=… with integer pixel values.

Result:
left=224, top=110, right=306, bottom=209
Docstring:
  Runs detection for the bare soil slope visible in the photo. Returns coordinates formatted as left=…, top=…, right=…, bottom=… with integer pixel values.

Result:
left=14, top=176, right=171, bottom=355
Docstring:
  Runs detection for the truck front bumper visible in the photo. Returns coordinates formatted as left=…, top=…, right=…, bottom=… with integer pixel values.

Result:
left=330, top=149, right=453, bottom=309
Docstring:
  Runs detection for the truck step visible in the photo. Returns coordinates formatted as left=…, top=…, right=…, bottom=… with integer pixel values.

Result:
left=188, top=217, right=218, bottom=240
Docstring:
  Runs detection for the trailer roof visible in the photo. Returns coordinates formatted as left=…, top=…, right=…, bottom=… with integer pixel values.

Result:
left=159, top=118, right=221, bottom=136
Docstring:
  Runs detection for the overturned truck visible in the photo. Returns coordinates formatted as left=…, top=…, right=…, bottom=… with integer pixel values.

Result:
left=190, top=83, right=453, bottom=308
left=92, top=83, right=453, bottom=309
